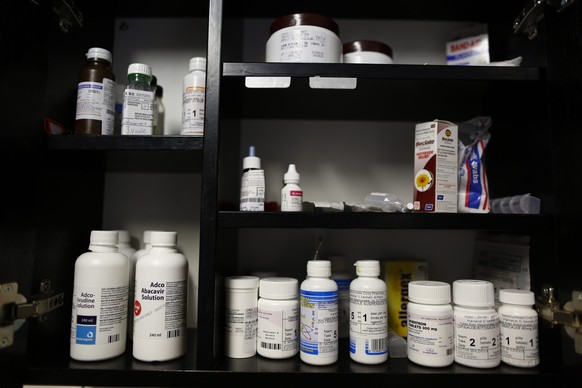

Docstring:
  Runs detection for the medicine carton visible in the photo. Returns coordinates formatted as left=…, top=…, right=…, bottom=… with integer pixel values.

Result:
left=413, top=119, right=458, bottom=213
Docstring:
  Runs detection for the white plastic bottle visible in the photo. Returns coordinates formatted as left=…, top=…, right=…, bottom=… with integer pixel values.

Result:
left=116, top=230, right=136, bottom=261
left=133, top=231, right=189, bottom=362
left=257, top=277, right=299, bottom=359
left=498, top=288, right=540, bottom=368
left=330, top=255, right=352, bottom=339
left=181, top=56, right=206, bottom=136
left=299, top=260, right=338, bottom=365
left=281, top=164, right=303, bottom=212
left=121, top=63, right=155, bottom=135
left=349, top=259, right=388, bottom=364
left=239, top=145, right=265, bottom=212
left=127, top=230, right=155, bottom=336
left=407, top=280, right=454, bottom=367
left=224, top=275, right=260, bottom=358
left=452, top=279, right=501, bottom=368
left=70, top=230, right=129, bottom=361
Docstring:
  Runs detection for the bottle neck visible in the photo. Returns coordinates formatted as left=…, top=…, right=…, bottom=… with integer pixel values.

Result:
left=150, top=246, right=177, bottom=253
left=89, top=245, right=117, bottom=253
left=127, top=73, right=151, bottom=85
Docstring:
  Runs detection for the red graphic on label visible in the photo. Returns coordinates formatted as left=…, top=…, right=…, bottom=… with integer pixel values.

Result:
left=134, top=300, right=142, bottom=316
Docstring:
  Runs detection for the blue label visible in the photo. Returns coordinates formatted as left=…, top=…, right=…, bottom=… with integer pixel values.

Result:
left=75, top=325, right=96, bottom=345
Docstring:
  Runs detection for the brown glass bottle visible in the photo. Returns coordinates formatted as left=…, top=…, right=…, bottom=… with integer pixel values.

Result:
left=74, top=47, right=116, bottom=135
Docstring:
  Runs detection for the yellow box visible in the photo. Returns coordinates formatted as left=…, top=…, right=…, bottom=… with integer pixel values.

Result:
left=385, top=260, right=429, bottom=338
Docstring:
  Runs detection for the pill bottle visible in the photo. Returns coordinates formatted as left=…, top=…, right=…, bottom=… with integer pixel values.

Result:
left=452, top=279, right=501, bottom=368
left=257, top=277, right=299, bottom=359
left=329, top=255, right=352, bottom=339
left=225, top=275, right=260, bottom=358
left=498, top=288, right=540, bottom=368
left=342, top=40, right=394, bottom=64
left=121, top=63, right=154, bottom=135
left=407, top=280, right=454, bottom=367
left=266, top=13, right=342, bottom=63
left=181, top=56, right=206, bottom=136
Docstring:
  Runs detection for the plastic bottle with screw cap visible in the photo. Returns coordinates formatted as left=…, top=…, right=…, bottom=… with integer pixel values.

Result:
left=498, top=289, right=539, bottom=368
left=74, top=47, right=116, bottom=135
left=330, top=255, right=352, bottom=339
left=224, top=276, right=260, bottom=358
left=281, top=164, right=303, bottom=212
left=70, top=230, right=129, bottom=361
left=406, top=280, right=454, bottom=367
left=121, top=63, right=154, bottom=135
left=257, top=277, right=299, bottom=359
left=452, top=279, right=501, bottom=368
left=133, top=231, right=188, bottom=361
left=349, top=259, right=388, bottom=364
left=240, top=146, right=265, bottom=211
left=300, top=260, right=338, bottom=365
left=181, top=56, right=206, bottom=136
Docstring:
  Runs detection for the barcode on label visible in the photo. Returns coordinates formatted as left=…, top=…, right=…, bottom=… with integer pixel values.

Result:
left=167, top=329, right=181, bottom=338
left=108, top=334, right=120, bottom=343
left=260, top=341, right=281, bottom=350
left=370, top=338, right=386, bottom=352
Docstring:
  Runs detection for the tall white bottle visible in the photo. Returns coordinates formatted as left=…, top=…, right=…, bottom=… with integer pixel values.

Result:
left=281, top=164, right=303, bottom=212
left=181, top=56, right=206, bottom=136
left=299, top=260, right=338, bottom=365
left=70, top=230, right=129, bottom=361
left=349, top=259, right=388, bottom=364
left=133, top=231, right=189, bottom=361
left=127, top=230, right=155, bottom=336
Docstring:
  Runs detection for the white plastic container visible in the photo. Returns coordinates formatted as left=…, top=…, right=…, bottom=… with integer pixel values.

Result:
left=281, top=164, right=303, bottom=212
left=349, top=260, right=388, bottom=365
left=300, top=260, right=338, bottom=365
left=133, top=231, right=189, bottom=362
left=266, top=13, right=342, bottom=63
left=330, top=256, right=352, bottom=339
left=70, top=230, right=129, bottom=361
left=181, top=56, right=206, bottom=136
left=342, top=40, right=393, bottom=64
left=225, top=275, right=260, bottom=358
left=257, top=277, right=299, bottom=359
left=407, top=280, right=454, bottom=367
left=240, top=145, right=265, bottom=212
left=453, top=279, right=501, bottom=368
left=498, top=289, right=540, bottom=368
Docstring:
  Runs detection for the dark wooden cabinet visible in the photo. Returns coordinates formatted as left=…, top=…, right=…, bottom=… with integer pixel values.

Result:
left=1, top=0, right=580, bottom=386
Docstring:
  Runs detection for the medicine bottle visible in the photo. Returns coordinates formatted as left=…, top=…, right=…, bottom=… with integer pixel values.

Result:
left=153, top=84, right=165, bottom=135
left=70, top=230, right=129, bottom=361
left=330, top=255, right=352, bottom=339
left=181, top=56, right=206, bottom=136
left=300, top=260, right=338, bottom=366
left=349, top=260, right=388, bottom=365
left=452, top=279, right=501, bottom=368
left=133, top=231, right=189, bottom=362
left=257, top=277, right=299, bottom=359
left=74, top=47, right=116, bottom=135
left=498, top=288, right=540, bottom=368
left=281, top=164, right=303, bottom=212
left=225, top=275, right=260, bottom=358
left=240, top=145, right=265, bottom=212
left=121, top=63, right=154, bottom=135
left=407, top=280, right=454, bottom=367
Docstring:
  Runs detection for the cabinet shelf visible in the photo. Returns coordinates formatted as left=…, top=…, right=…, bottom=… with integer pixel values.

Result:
left=45, top=135, right=204, bottom=151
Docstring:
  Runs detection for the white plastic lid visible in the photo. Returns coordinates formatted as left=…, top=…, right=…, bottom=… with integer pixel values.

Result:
left=408, top=280, right=451, bottom=304
left=259, top=277, right=298, bottom=299
left=284, top=164, right=300, bottom=183
left=127, top=63, right=152, bottom=77
left=189, top=57, right=207, bottom=72
left=225, top=276, right=260, bottom=289
left=86, top=47, right=112, bottom=63
left=453, top=279, right=495, bottom=307
left=150, top=231, right=177, bottom=247
left=89, top=230, right=118, bottom=247
left=143, top=230, right=152, bottom=244
left=499, top=289, right=535, bottom=305
left=242, top=145, right=261, bottom=170
left=306, top=260, right=331, bottom=277
left=354, top=260, right=380, bottom=276
left=116, top=230, right=131, bottom=244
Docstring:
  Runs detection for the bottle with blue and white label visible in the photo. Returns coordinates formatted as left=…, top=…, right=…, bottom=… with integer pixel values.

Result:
left=70, top=230, right=129, bottom=361
left=300, top=260, right=338, bottom=365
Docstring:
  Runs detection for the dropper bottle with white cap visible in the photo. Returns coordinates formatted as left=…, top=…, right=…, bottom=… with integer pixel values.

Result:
left=281, top=163, right=303, bottom=212
left=240, top=145, right=265, bottom=211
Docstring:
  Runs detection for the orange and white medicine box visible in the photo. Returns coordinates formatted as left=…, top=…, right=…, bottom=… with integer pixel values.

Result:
left=413, top=119, right=458, bottom=213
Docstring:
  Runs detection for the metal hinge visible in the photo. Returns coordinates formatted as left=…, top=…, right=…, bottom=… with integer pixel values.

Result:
left=513, top=0, right=576, bottom=39
left=536, top=285, right=582, bottom=355
left=29, top=0, right=84, bottom=33
left=0, top=280, right=65, bottom=349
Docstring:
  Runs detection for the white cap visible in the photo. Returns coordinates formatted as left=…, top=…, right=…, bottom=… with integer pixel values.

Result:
left=354, top=260, right=380, bottom=276
left=143, top=230, right=152, bottom=244
left=306, top=260, right=331, bottom=277
left=127, top=63, right=152, bottom=77
left=408, top=280, right=451, bottom=304
left=150, top=231, right=177, bottom=247
left=189, top=57, right=207, bottom=72
left=259, top=277, right=298, bottom=299
left=499, top=289, right=535, bottom=305
left=86, top=47, right=112, bottom=63
left=242, top=145, right=261, bottom=170
left=89, top=230, right=118, bottom=247
left=225, top=276, right=260, bottom=289
left=116, top=230, right=131, bottom=244
left=284, top=164, right=300, bottom=183
left=453, top=279, right=495, bottom=307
